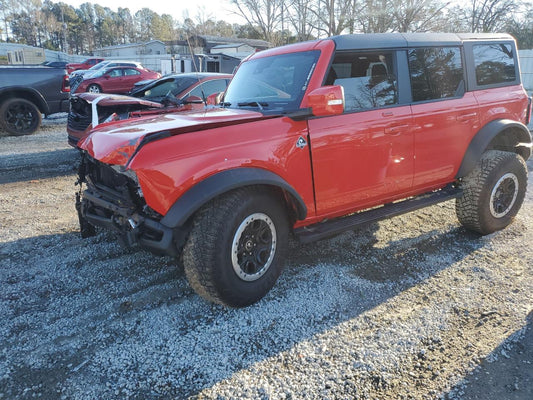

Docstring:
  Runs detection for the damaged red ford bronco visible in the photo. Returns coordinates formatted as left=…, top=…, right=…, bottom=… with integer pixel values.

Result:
left=76, top=33, right=532, bottom=307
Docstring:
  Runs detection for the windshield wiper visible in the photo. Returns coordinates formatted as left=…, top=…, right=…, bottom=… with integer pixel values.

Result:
left=237, top=101, right=268, bottom=110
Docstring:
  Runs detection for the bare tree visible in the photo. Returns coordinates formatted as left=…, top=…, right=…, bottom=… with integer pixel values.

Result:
left=286, top=0, right=318, bottom=41
left=392, top=0, right=451, bottom=32
left=468, top=0, right=519, bottom=32
left=308, top=0, right=354, bottom=36
left=231, top=0, right=284, bottom=43
left=354, top=0, right=394, bottom=33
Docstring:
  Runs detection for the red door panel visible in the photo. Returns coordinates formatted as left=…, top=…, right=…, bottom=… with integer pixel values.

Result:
left=308, top=106, right=414, bottom=218
left=103, top=70, right=124, bottom=93
left=411, top=93, right=479, bottom=190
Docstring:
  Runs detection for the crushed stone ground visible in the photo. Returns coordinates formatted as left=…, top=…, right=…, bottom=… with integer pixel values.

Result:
left=0, top=117, right=531, bottom=399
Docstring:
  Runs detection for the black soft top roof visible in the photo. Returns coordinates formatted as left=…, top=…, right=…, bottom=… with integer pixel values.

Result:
left=330, top=32, right=515, bottom=50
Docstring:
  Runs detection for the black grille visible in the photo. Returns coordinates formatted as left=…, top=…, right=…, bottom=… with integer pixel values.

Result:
left=70, top=74, right=84, bottom=94
left=68, top=96, right=92, bottom=132
left=68, top=111, right=91, bottom=132
left=84, top=157, right=144, bottom=210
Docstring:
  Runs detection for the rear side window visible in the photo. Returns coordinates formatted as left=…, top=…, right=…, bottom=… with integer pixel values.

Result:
left=124, top=68, right=140, bottom=76
left=327, top=51, right=398, bottom=112
left=473, top=43, right=516, bottom=86
left=408, top=47, right=464, bottom=102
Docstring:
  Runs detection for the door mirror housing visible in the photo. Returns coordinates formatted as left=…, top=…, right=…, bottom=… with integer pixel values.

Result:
left=206, top=92, right=224, bottom=106
left=183, top=95, right=204, bottom=104
left=307, top=85, right=344, bottom=116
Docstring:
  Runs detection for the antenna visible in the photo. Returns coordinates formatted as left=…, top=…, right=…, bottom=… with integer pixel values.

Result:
left=186, top=35, right=207, bottom=103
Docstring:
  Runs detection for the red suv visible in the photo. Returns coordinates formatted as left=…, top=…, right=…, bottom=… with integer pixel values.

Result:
left=75, top=33, right=532, bottom=307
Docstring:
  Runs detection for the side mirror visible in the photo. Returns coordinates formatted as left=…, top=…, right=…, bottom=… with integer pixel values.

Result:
left=307, top=85, right=344, bottom=116
left=206, top=92, right=224, bottom=106
left=104, top=75, right=110, bottom=80
left=183, top=95, right=204, bottom=104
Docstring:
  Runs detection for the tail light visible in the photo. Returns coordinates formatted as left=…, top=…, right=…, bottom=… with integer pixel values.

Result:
left=62, top=74, right=70, bottom=93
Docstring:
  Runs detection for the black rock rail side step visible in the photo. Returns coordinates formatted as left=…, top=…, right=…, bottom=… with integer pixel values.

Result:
left=294, top=185, right=462, bottom=243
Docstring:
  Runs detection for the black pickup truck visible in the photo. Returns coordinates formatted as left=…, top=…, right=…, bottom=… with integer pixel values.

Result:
left=0, top=66, right=70, bottom=135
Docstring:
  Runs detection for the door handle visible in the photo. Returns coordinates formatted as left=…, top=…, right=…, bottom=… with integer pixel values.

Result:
left=384, top=124, right=409, bottom=135
left=457, top=112, right=477, bottom=122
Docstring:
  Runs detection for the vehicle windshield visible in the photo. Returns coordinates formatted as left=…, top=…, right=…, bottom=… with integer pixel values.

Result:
left=223, top=50, right=320, bottom=112
left=88, top=62, right=108, bottom=71
left=137, top=76, right=200, bottom=99
left=88, top=69, right=107, bottom=78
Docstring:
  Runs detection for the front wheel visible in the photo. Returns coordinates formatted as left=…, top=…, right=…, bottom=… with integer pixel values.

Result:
left=87, top=84, right=102, bottom=93
left=182, top=187, right=289, bottom=307
left=0, top=98, right=42, bottom=135
left=456, top=150, right=528, bottom=235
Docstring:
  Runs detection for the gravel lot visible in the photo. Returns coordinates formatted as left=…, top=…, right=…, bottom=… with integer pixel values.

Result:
left=0, top=117, right=532, bottom=399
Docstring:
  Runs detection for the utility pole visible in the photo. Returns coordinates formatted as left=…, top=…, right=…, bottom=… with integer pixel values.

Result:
left=61, top=8, right=68, bottom=54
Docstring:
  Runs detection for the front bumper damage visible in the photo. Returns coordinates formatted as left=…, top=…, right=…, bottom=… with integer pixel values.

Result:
left=75, top=153, right=179, bottom=256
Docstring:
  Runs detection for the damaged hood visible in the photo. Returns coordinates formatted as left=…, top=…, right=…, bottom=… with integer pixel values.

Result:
left=74, top=92, right=164, bottom=108
left=79, top=107, right=268, bottom=165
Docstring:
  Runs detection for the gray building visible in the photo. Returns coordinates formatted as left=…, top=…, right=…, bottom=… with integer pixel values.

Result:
left=94, top=40, right=166, bottom=58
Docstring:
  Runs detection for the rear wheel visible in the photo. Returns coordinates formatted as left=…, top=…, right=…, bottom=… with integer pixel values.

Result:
left=87, top=84, right=102, bottom=93
left=182, top=187, right=289, bottom=307
left=456, top=150, right=527, bottom=235
left=0, top=98, right=42, bottom=135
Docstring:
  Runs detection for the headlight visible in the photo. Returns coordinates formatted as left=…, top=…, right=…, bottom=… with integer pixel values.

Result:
left=110, top=165, right=143, bottom=197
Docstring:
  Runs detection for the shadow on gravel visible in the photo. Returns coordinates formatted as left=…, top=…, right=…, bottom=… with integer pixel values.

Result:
left=0, top=148, right=79, bottom=184
left=0, top=222, right=488, bottom=399
left=443, top=311, right=533, bottom=400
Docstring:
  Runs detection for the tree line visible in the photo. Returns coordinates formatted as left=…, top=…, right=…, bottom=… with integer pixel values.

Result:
left=0, top=0, right=532, bottom=54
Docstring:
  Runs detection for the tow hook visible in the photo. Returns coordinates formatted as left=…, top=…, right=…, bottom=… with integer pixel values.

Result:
left=128, top=218, right=137, bottom=229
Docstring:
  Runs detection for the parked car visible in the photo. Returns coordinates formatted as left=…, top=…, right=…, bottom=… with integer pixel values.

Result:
left=75, top=33, right=531, bottom=307
left=42, top=61, right=69, bottom=68
left=69, top=60, right=144, bottom=93
left=73, top=66, right=161, bottom=95
left=66, top=58, right=105, bottom=74
left=0, top=65, right=70, bottom=135
left=67, top=73, right=231, bottom=146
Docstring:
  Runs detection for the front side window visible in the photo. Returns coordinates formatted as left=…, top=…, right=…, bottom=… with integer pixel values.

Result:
left=223, top=50, right=320, bottom=112
left=108, top=69, right=123, bottom=78
left=473, top=43, right=516, bottom=86
left=408, top=47, right=464, bottom=102
left=326, top=51, right=398, bottom=112
left=189, top=79, right=228, bottom=99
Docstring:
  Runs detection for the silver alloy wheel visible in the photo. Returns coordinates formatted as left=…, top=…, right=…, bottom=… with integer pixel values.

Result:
left=87, top=85, right=101, bottom=93
left=231, top=213, right=277, bottom=282
left=489, top=172, right=519, bottom=218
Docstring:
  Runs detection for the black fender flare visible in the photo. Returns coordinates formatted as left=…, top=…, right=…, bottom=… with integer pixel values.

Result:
left=160, top=167, right=308, bottom=229
left=456, top=119, right=531, bottom=178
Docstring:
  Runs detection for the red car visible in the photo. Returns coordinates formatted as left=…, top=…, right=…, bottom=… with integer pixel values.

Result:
left=74, top=66, right=161, bottom=94
left=67, top=73, right=231, bottom=146
left=66, top=58, right=104, bottom=74
left=76, top=33, right=531, bottom=307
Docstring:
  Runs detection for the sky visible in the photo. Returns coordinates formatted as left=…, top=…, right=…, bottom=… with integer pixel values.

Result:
left=61, top=0, right=246, bottom=25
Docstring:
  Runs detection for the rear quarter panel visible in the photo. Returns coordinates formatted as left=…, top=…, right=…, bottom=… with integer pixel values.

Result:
left=473, top=85, right=530, bottom=126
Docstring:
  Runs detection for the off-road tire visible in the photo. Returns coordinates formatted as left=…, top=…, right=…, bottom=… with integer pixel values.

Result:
left=182, top=187, right=289, bottom=307
left=87, top=84, right=102, bottom=93
left=0, top=98, right=42, bottom=135
left=456, top=150, right=527, bottom=235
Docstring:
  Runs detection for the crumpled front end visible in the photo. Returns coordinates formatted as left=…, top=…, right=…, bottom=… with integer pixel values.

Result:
left=68, top=93, right=165, bottom=147
left=75, top=152, right=180, bottom=256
